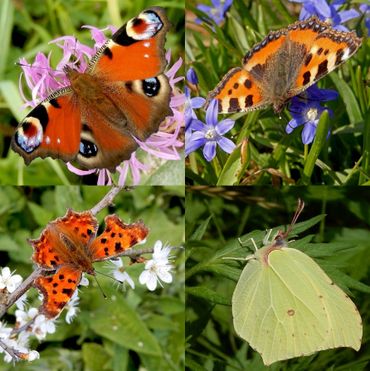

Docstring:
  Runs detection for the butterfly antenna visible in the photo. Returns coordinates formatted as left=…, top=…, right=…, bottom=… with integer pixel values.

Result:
left=93, top=274, right=107, bottom=299
left=95, top=269, right=118, bottom=282
left=285, top=198, right=305, bottom=237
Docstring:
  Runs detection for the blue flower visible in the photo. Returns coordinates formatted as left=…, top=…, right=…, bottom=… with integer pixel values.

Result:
left=197, top=0, right=233, bottom=26
left=290, top=0, right=360, bottom=31
left=360, top=4, right=370, bottom=36
left=186, top=67, right=199, bottom=85
left=286, top=85, right=338, bottom=144
left=186, top=99, right=236, bottom=161
left=185, top=87, right=206, bottom=132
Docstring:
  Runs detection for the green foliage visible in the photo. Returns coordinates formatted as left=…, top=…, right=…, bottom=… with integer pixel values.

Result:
left=185, top=186, right=370, bottom=369
left=0, top=186, right=184, bottom=370
left=186, top=0, right=369, bottom=185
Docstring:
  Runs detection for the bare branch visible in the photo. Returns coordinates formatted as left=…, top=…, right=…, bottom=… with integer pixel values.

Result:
left=0, top=339, right=20, bottom=361
left=90, top=186, right=131, bottom=215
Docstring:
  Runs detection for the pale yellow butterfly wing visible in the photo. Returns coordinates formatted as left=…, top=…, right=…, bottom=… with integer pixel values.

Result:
left=232, top=247, right=362, bottom=365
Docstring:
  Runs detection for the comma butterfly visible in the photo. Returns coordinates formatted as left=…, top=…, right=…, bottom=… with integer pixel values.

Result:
left=30, top=209, right=148, bottom=318
left=207, top=16, right=362, bottom=113
left=12, top=7, right=172, bottom=171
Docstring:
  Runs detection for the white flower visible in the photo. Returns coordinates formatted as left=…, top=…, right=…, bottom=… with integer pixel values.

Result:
left=79, top=274, right=89, bottom=287
left=139, top=241, right=173, bottom=291
left=32, top=314, right=56, bottom=340
left=110, top=259, right=135, bottom=289
left=0, top=332, right=32, bottom=363
left=64, top=291, right=79, bottom=324
left=15, top=307, right=38, bottom=327
left=0, top=267, right=22, bottom=293
left=0, top=321, right=11, bottom=339
left=15, top=293, right=28, bottom=310
left=27, top=350, right=40, bottom=361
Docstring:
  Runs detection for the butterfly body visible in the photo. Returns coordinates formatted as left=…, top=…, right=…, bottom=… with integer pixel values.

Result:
left=12, top=7, right=172, bottom=171
left=31, top=209, right=149, bottom=318
left=208, top=17, right=362, bottom=113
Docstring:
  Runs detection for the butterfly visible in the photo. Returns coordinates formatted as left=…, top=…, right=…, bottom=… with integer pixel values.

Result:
left=30, top=209, right=149, bottom=318
left=207, top=16, right=362, bottom=113
left=11, top=7, right=172, bottom=171
left=232, top=199, right=362, bottom=365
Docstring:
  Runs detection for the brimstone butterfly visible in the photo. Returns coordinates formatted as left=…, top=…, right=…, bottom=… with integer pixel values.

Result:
left=231, top=199, right=363, bottom=365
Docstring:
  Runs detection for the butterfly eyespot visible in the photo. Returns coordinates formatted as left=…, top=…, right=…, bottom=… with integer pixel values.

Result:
left=142, top=77, right=160, bottom=97
left=15, top=119, right=43, bottom=153
left=126, top=11, right=163, bottom=41
left=79, top=139, right=98, bottom=158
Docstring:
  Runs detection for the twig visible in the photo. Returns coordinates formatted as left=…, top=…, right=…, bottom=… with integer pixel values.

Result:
left=0, top=339, right=20, bottom=361
left=0, top=267, right=43, bottom=319
left=11, top=317, right=36, bottom=336
left=90, top=186, right=129, bottom=216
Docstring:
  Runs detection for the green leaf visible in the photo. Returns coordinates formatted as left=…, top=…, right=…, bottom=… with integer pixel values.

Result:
left=82, top=343, right=111, bottom=371
left=89, top=297, right=162, bottom=356
left=186, top=286, right=229, bottom=305
left=330, top=73, right=363, bottom=125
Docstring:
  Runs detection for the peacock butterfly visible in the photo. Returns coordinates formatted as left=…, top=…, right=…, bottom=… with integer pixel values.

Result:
left=11, top=7, right=172, bottom=171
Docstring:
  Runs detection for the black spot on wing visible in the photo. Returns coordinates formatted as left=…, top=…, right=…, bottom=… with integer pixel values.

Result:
left=27, top=104, right=49, bottom=130
left=103, top=47, right=113, bottom=59
left=115, top=242, right=122, bottom=252
left=316, top=60, right=328, bottom=79
left=335, top=48, right=344, bottom=66
left=229, top=98, right=240, bottom=112
left=245, top=95, right=253, bottom=107
left=49, top=99, right=61, bottom=108
left=303, top=71, right=311, bottom=85
left=112, top=26, right=136, bottom=46
left=304, top=53, right=313, bottom=66
left=244, top=79, right=252, bottom=89
left=62, top=288, right=74, bottom=296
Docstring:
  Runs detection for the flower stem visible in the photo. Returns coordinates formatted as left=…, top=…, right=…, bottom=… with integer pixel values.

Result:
left=302, top=111, right=330, bottom=184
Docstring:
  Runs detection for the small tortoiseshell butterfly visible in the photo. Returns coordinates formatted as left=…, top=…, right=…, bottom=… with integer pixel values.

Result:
left=12, top=7, right=172, bottom=171
left=207, top=17, right=362, bottom=113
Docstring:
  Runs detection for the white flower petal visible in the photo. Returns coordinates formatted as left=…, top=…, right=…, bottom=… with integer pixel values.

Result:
left=27, top=350, right=40, bottom=361
left=146, top=273, right=158, bottom=291
left=139, top=270, right=150, bottom=285
left=157, top=269, right=173, bottom=284
left=1, top=267, right=11, bottom=280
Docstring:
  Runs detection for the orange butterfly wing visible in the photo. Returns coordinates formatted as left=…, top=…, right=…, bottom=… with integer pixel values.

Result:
left=12, top=92, right=82, bottom=165
left=35, top=266, right=81, bottom=318
left=30, top=209, right=98, bottom=269
left=90, top=215, right=149, bottom=261
left=92, top=7, right=170, bottom=81
left=207, top=17, right=361, bottom=113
